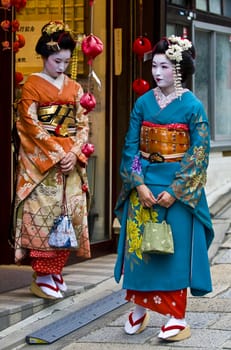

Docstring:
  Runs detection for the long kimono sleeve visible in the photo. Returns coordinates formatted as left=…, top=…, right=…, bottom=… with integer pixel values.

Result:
left=114, top=99, right=145, bottom=221
left=120, top=99, right=145, bottom=191
left=17, top=83, right=66, bottom=174
left=167, top=101, right=210, bottom=209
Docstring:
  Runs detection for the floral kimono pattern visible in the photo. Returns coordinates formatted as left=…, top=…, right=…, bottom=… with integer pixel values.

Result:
left=12, top=73, right=91, bottom=263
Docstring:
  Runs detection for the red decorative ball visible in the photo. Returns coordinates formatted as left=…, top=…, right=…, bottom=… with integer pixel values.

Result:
left=81, top=34, right=103, bottom=65
left=1, top=20, right=11, bottom=31
left=82, top=143, right=95, bottom=158
left=82, top=184, right=89, bottom=192
left=15, top=71, right=24, bottom=85
left=11, top=19, right=20, bottom=32
left=13, top=41, right=20, bottom=53
left=80, top=92, right=96, bottom=115
left=132, top=36, right=152, bottom=59
left=16, top=33, right=25, bottom=48
left=132, top=78, right=150, bottom=96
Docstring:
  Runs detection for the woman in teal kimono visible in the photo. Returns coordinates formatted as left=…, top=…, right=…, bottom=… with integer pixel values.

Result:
left=114, top=36, right=214, bottom=341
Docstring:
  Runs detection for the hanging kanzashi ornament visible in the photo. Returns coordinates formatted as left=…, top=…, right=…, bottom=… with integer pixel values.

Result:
left=81, top=34, right=103, bottom=65
left=132, top=78, right=150, bottom=96
left=80, top=92, right=96, bottom=115
left=132, top=36, right=152, bottom=59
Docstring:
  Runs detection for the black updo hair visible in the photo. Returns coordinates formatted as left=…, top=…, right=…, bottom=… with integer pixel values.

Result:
left=35, top=22, right=76, bottom=58
left=152, top=37, right=196, bottom=83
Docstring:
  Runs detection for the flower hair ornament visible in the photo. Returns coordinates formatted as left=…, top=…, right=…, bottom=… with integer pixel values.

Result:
left=165, top=35, right=192, bottom=97
left=42, top=21, right=73, bottom=52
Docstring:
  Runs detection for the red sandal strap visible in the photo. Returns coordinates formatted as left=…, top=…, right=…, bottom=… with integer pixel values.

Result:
left=161, top=324, right=185, bottom=332
left=53, top=275, right=64, bottom=284
left=129, top=312, right=146, bottom=327
left=37, top=282, right=60, bottom=292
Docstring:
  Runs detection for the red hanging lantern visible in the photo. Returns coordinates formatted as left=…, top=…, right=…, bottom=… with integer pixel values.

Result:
left=81, top=34, right=103, bottom=65
left=80, top=92, right=96, bottom=114
left=132, top=36, right=152, bottom=59
left=132, top=78, right=150, bottom=96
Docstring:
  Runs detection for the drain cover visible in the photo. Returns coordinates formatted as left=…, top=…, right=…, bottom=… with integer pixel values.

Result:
left=26, top=289, right=127, bottom=344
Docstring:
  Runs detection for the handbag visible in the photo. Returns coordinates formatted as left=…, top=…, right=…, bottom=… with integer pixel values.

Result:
left=48, top=175, right=78, bottom=249
left=140, top=209, right=174, bottom=254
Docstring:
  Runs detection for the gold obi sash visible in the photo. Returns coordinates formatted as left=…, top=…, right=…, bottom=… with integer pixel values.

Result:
left=38, top=103, right=77, bottom=137
left=140, top=122, right=190, bottom=162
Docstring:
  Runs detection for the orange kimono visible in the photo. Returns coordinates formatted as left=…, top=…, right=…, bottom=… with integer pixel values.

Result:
left=12, top=73, right=91, bottom=272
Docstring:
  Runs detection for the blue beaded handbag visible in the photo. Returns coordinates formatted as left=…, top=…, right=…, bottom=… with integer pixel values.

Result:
left=48, top=175, right=78, bottom=249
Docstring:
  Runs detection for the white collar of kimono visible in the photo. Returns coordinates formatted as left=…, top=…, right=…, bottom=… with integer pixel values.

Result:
left=33, top=72, right=65, bottom=89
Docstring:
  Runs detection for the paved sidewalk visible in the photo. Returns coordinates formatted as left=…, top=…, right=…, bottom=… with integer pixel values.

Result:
left=0, top=198, right=231, bottom=349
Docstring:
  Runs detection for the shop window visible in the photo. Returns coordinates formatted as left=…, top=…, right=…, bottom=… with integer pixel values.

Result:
left=209, top=0, right=221, bottom=14
left=196, top=0, right=207, bottom=11
left=167, top=0, right=188, bottom=6
left=196, top=0, right=231, bottom=17
left=224, top=0, right=231, bottom=17
left=193, top=22, right=231, bottom=145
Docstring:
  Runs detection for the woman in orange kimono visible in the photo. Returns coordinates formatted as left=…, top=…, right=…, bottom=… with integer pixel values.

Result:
left=12, top=21, right=91, bottom=299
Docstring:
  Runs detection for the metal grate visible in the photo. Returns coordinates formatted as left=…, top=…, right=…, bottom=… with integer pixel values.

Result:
left=26, top=289, right=127, bottom=344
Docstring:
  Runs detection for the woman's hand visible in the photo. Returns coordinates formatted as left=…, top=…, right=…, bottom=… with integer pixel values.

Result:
left=136, top=184, right=157, bottom=208
left=60, top=152, right=77, bottom=175
left=156, top=191, right=175, bottom=208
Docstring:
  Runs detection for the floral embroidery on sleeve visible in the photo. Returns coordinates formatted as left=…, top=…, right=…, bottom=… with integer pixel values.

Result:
left=169, top=115, right=210, bottom=208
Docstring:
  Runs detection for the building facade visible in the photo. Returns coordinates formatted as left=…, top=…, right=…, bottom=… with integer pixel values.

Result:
left=0, top=0, right=231, bottom=264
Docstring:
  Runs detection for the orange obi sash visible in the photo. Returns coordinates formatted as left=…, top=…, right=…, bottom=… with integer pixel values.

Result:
left=38, top=103, right=77, bottom=137
left=140, top=121, right=190, bottom=162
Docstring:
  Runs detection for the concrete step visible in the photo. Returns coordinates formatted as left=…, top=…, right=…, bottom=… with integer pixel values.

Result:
left=0, top=254, right=117, bottom=331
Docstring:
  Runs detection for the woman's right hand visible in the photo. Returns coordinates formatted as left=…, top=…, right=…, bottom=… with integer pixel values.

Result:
left=136, top=184, right=157, bottom=208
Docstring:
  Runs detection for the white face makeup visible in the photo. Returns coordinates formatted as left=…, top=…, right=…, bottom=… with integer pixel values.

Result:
left=152, top=54, right=175, bottom=95
left=43, top=49, right=71, bottom=79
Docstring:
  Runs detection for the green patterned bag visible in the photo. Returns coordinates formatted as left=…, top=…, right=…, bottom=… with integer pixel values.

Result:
left=141, top=209, right=174, bottom=254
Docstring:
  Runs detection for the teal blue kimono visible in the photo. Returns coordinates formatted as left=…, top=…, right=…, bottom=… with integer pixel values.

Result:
left=114, top=89, right=214, bottom=297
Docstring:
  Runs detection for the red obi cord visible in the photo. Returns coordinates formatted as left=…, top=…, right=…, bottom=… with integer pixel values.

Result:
left=142, top=121, right=189, bottom=131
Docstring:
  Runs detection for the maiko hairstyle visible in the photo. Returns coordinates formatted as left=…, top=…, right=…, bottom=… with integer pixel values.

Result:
left=152, top=36, right=196, bottom=83
left=35, top=21, right=76, bottom=57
